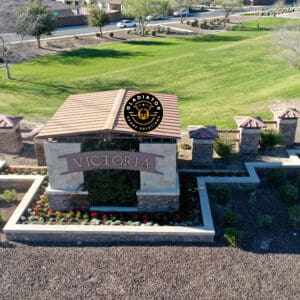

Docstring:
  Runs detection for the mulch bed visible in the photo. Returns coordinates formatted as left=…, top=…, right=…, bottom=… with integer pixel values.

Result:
left=208, top=179, right=300, bottom=253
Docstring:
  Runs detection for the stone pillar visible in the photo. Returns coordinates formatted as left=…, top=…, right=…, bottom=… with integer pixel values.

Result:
left=45, top=142, right=89, bottom=211
left=270, top=108, right=300, bottom=146
left=0, top=125, right=22, bottom=154
left=234, top=116, right=265, bottom=155
left=34, top=138, right=47, bottom=166
left=188, top=126, right=219, bottom=166
left=137, top=143, right=179, bottom=212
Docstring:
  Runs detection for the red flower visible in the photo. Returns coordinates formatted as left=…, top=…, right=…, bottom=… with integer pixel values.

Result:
left=32, top=206, right=37, bottom=212
left=175, top=212, right=181, bottom=218
left=36, top=213, right=41, bottom=218
left=90, top=212, right=98, bottom=218
left=101, top=213, right=108, bottom=220
left=75, top=210, right=81, bottom=214
left=48, top=209, right=55, bottom=214
left=143, top=219, right=148, bottom=224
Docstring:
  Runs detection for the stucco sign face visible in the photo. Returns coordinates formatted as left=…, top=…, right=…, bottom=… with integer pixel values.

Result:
left=124, top=93, right=163, bottom=133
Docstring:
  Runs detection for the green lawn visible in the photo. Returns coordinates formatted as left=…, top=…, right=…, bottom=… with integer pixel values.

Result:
left=1, top=18, right=300, bottom=128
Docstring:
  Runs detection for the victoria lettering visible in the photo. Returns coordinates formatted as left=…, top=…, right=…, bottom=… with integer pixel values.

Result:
left=59, top=151, right=160, bottom=175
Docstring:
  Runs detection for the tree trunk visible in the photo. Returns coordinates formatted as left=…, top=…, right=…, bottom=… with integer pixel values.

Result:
left=99, top=26, right=102, bottom=38
left=37, top=35, right=41, bottom=48
left=4, top=60, right=11, bottom=79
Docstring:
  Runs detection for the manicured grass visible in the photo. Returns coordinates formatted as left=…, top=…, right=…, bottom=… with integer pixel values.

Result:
left=1, top=18, right=300, bottom=128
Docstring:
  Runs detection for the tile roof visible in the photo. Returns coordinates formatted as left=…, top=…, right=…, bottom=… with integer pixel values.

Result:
left=0, top=115, right=23, bottom=129
left=234, top=116, right=266, bottom=129
left=188, top=125, right=219, bottom=139
left=38, top=89, right=181, bottom=139
left=270, top=107, right=300, bottom=119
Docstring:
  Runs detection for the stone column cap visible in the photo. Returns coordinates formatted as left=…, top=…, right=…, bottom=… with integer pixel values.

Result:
left=234, top=116, right=266, bottom=129
left=270, top=107, right=300, bottom=119
left=188, top=125, right=219, bottom=139
left=0, top=114, right=23, bottom=129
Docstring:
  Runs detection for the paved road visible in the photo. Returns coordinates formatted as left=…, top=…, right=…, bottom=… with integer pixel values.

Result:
left=3, top=6, right=261, bottom=44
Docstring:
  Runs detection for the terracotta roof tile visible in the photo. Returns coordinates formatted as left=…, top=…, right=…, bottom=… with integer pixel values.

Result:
left=234, top=116, right=266, bottom=129
left=38, top=89, right=181, bottom=139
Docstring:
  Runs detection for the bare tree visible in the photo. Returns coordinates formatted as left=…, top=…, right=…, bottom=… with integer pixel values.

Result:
left=0, top=12, right=15, bottom=79
left=213, top=0, right=243, bottom=26
left=14, top=0, right=56, bottom=48
left=273, top=23, right=300, bottom=69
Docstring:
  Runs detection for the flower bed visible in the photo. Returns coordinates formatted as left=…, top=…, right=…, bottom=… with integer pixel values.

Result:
left=1, top=167, right=48, bottom=176
left=19, top=174, right=203, bottom=227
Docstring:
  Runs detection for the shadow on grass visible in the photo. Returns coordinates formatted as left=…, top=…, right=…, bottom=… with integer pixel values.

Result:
left=182, top=35, right=247, bottom=43
left=124, top=40, right=175, bottom=46
left=38, top=48, right=144, bottom=65
left=1, top=78, right=158, bottom=100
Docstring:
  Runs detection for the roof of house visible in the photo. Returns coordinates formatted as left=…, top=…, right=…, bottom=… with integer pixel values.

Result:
left=188, top=125, right=219, bottom=139
left=234, top=116, right=266, bottom=129
left=0, top=115, right=23, bottom=129
left=38, top=89, right=181, bottom=139
left=270, top=107, right=300, bottom=119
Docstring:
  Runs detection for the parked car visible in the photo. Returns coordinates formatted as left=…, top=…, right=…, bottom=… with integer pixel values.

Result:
left=173, top=8, right=189, bottom=17
left=116, top=20, right=136, bottom=28
left=146, top=13, right=165, bottom=21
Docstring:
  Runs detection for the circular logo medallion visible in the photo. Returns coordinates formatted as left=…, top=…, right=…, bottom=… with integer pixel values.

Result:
left=124, top=93, right=163, bottom=133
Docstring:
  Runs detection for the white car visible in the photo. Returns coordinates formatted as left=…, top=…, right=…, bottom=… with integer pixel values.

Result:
left=117, top=20, right=136, bottom=28
left=173, top=8, right=189, bottom=17
left=146, top=13, right=165, bottom=21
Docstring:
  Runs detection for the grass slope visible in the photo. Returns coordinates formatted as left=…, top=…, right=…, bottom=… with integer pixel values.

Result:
left=0, top=18, right=300, bottom=128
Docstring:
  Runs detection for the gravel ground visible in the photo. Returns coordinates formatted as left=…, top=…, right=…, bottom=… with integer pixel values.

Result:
left=0, top=243, right=299, bottom=299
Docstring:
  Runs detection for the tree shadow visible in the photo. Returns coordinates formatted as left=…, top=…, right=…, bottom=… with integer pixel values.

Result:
left=56, top=48, right=144, bottom=64
left=124, top=40, right=175, bottom=46
left=182, top=35, right=247, bottom=43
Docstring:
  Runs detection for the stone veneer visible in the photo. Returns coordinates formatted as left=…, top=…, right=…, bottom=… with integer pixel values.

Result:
left=34, top=138, right=47, bottom=166
left=192, top=139, right=215, bottom=166
left=239, top=128, right=262, bottom=155
left=137, top=195, right=179, bottom=212
left=277, top=119, right=298, bottom=146
left=0, top=126, right=22, bottom=154
left=47, top=190, right=89, bottom=211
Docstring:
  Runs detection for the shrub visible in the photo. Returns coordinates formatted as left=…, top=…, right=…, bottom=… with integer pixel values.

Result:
left=108, top=32, right=114, bottom=38
left=2, top=189, right=17, bottom=202
left=214, top=138, right=235, bottom=158
left=288, top=205, right=300, bottom=229
left=150, top=30, right=156, bottom=36
left=257, top=214, right=274, bottom=229
left=0, top=214, right=3, bottom=225
left=267, top=168, right=286, bottom=188
left=216, top=185, right=231, bottom=205
left=279, top=184, right=298, bottom=205
left=259, top=130, right=284, bottom=151
left=224, top=211, right=238, bottom=227
left=224, top=227, right=244, bottom=248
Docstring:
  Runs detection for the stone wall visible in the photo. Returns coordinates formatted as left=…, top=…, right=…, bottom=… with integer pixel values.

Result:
left=47, top=191, right=89, bottom=211
left=137, top=195, right=179, bottom=212
left=0, top=126, right=22, bottom=154
left=192, top=139, right=214, bottom=166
